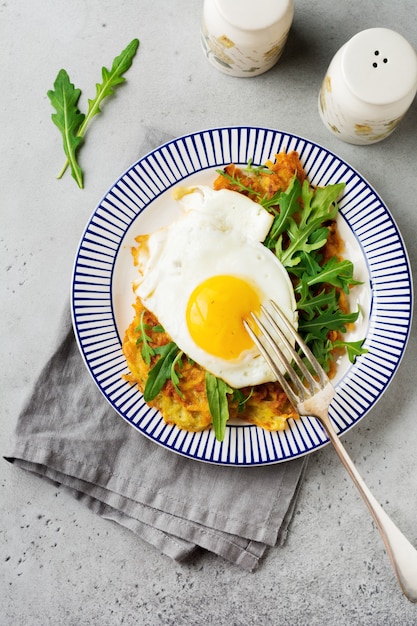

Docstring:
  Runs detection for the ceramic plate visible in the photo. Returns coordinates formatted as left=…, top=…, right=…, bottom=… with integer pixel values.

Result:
left=71, top=127, right=412, bottom=466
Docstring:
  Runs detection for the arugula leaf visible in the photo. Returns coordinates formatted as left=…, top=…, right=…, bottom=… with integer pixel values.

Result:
left=76, top=39, right=139, bottom=141
left=299, top=306, right=360, bottom=336
left=47, top=69, right=85, bottom=188
left=232, top=387, right=254, bottom=412
left=170, top=350, right=184, bottom=398
left=296, top=287, right=337, bottom=319
left=289, top=250, right=322, bottom=279
left=300, top=257, right=362, bottom=293
left=135, top=310, right=156, bottom=366
left=294, top=257, right=362, bottom=300
left=263, top=175, right=301, bottom=246
left=215, top=168, right=262, bottom=198
left=143, top=342, right=180, bottom=402
left=333, top=339, right=368, bottom=363
left=301, top=336, right=334, bottom=373
left=303, top=336, right=368, bottom=372
left=52, top=38, right=140, bottom=186
left=205, top=372, right=233, bottom=442
left=244, top=158, right=274, bottom=175
left=277, top=180, right=345, bottom=267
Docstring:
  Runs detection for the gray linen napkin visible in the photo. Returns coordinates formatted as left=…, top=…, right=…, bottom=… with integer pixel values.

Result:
left=4, top=127, right=308, bottom=571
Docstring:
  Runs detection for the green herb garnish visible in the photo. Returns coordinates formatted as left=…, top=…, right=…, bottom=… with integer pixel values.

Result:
left=135, top=310, right=157, bottom=366
left=244, top=158, right=274, bottom=175
left=143, top=342, right=181, bottom=402
left=205, top=372, right=233, bottom=442
left=333, top=339, right=369, bottom=364
left=217, top=162, right=368, bottom=380
left=48, top=38, right=140, bottom=188
left=136, top=313, right=185, bottom=401
left=215, top=168, right=262, bottom=198
left=271, top=178, right=345, bottom=267
left=170, top=351, right=185, bottom=398
left=232, top=387, right=254, bottom=412
left=205, top=376, right=254, bottom=441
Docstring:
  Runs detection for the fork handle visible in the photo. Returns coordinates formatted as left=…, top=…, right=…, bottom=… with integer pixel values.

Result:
left=318, top=410, right=417, bottom=603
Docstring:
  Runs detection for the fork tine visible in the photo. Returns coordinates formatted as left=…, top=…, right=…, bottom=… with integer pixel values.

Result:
left=250, top=312, right=306, bottom=395
left=260, top=305, right=319, bottom=391
left=269, top=300, right=329, bottom=388
left=244, top=299, right=331, bottom=409
left=243, top=317, right=300, bottom=407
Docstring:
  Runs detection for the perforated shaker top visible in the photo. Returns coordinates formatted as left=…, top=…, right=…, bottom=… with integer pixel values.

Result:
left=342, top=28, right=417, bottom=105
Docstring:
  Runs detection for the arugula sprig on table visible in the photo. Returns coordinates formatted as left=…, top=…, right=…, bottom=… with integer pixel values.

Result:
left=47, top=71, right=85, bottom=188
left=47, top=38, right=139, bottom=188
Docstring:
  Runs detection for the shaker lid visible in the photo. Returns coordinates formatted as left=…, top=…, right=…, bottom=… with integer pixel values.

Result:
left=342, top=28, right=417, bottom=105
left=215, top=0, right=293, bottom=31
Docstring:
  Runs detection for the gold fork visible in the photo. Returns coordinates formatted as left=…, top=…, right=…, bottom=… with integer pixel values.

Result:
left=244, top=300, right=417, bottom=603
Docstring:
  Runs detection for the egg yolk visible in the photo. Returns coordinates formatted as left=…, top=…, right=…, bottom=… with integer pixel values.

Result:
left=186, top=275, right=261, bottom=360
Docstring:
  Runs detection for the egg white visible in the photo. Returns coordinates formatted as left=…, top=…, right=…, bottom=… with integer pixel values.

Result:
left=134, top=187, right=297, bottom=388
left=177, top=185, right=274, bottom=242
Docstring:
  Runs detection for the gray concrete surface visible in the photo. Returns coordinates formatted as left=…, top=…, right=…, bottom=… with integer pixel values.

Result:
left=2, top=1, right=417, bottom=624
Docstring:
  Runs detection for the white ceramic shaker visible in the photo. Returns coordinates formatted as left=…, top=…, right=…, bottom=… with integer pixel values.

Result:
left=201, top=0, right=294, bottom=77
left=319, top=28, right=417, bottom=145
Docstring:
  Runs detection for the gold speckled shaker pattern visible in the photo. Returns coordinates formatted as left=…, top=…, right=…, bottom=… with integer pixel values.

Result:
left=201, top=16, right=290, bottom=77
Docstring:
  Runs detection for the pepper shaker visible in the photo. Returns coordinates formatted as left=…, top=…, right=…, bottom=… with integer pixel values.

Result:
left=201, top=0, right=294, bottom=77
left=319, top=28, right=417, bottom=144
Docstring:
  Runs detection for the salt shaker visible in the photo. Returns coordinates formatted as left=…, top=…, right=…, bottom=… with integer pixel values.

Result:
left=201, top=0, right=294, bottom=77
left=319, top=28, right=417, bottom=145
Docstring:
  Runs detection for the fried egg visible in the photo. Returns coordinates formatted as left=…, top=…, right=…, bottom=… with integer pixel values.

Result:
left=133, top=185, right=297, bottom=388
